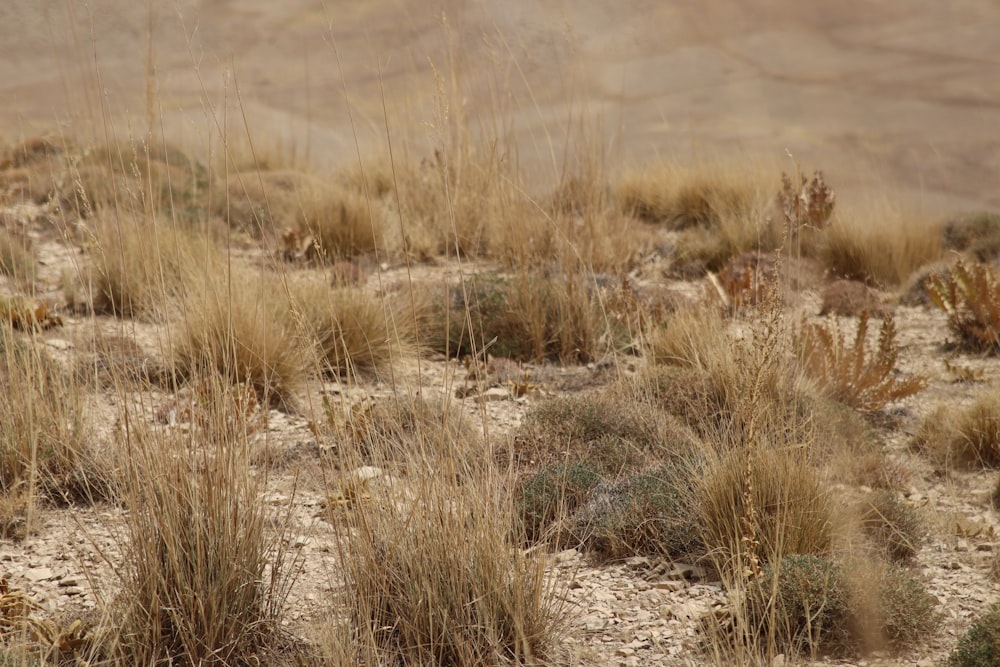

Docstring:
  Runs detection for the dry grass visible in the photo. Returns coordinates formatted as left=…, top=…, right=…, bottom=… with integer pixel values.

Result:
left=927, top=259, right=1000, bottom=353
left=795, top=312, right=927, bottom=413
left=913, top=391, right=1000, bottom=469
left=425, top=271, right=618, bottom=364
left=0, top=328, right=99, bottom=538
left=326, top=432, right=561, bottom=665
left=698, top=445, right=836, bottom=576
left=290, top=279, right=411, bottom=379
left=822, top=202, right=943, bottom=287
left=171, top=267, right=309, bottom=408
left=81, top=213, right=217, bottom=317
left=71, top=140, right=210, bottom=223
left=0, top=229, right=36, bottom=285
left=100, top=381, right=296, bottom=666
left=295, top=182, right=384, bottom=259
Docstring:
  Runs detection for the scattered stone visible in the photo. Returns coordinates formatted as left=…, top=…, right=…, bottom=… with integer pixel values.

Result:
left=25, top=567, right=54, bottom=583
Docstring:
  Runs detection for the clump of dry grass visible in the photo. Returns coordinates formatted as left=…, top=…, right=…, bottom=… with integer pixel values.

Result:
left=942, top=211, right=1000, bottom=262
left=295, top=182, right=384, bottom=259
left=171, top=268, right=308, bottom=408
left=913, top=392, right=1000, bottom=469
left=332, top=393, right=483, bottom=470
left=614, top=159, right=781, bottom=271
left=214, top=169, right=315, bottom=239
left=698, top=445, right=836, bottom=575
left=927, top=260, right=1000, bottom=353
left=0, top=328, right=99, bottom=538
left=822, top=203, right=943, bottom=287
left=425, top=271, right=618, bottom=364
left=0, top=229, right=37, bottom=285
left=70, top=140, right=210, bottom=223
left=290, top=279, right=410, bottom=379
left=860, top=491, right=925, bottom=563
left=327, top=467, right=560, bottom=665
left=81, top=214, right=216, bottom=317
left=101, top=380, right=296, bottom=666
left=795, top=312, right=927, bottom=413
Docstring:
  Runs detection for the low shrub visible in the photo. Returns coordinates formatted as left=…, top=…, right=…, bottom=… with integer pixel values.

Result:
left=572, top=463, right=702, bottom=561
left=513, top=388, right=700, bottom=473
left=943, top=211, right=1000, bottom=262
left=860, top=491, right=925, bottom=563
left=946, top=601, right=1000, bottom=667
left=747, top=555, right=854, bottom=657
left=517, top=460, right=602, bottom=544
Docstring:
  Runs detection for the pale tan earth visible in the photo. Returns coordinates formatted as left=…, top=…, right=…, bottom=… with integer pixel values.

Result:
left=3, top=2, right=1000, bottom=666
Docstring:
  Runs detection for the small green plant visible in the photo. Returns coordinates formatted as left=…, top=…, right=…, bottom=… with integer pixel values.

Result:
left=573, top=463, right=702, bottom=561
left=517, top=460, right=602, bottom=544
left=878, top=564, right=939, bottom=648
left=927, top=260, right=1000, bottom=353
left=946, top=601, right=1000, bottom=667
left=860, top=492, right=925, bottom=563
left=795, top=311, right=927, bottom=413
left=747, top=555, right=854, bottom=657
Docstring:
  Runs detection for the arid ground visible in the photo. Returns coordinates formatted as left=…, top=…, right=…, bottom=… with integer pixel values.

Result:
left=2, top=2, right=1000, bottom=666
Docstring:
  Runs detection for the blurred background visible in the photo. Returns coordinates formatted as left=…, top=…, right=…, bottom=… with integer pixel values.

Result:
left=1, top=0, right=998, bottom=212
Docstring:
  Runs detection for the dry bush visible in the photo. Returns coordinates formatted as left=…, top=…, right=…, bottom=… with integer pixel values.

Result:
left=819, top=279, right=888, bottom=318
left=81, top=214, right=216, bottom=318
left=927, top=260, right=1000, bottom=353
left=424, top=271, right=617, bottom=364
left=646, top=304, right=729, bottom=368
left=615, top=159, right=780, bottom=272
left=615, top=160, right=773, bottom=230
left=290, top=279, right=410, bottom=378
left=776, top=169, right=836, bottom=244
left=913, top=393, right=1000, bottom=469
left=328, top=466, right=560, bottom=665
left=385, top=145, right=527, bottom=259
left=101, top=385, right=296, bottom=666
left=0, top=329, right=101, bottom=537
left=171, top=268, right=309, bottom=408
left=943, top=211, right=1000, bottom=262
left=214, top=170, right=316, bottom=239
left=512, top=386, right=700, bottom=473
left=822, top=204, right=943, bottom=287
left=795, top=312, right=927, bottom=413
left=0, top=229, right=36, bottom=285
